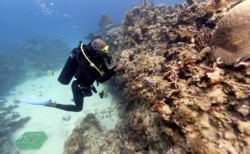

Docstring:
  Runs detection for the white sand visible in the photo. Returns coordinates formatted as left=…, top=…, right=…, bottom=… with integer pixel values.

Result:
left=5, top=70, right=121, bottom=154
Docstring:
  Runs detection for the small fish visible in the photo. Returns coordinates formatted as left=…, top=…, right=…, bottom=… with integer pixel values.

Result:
left=47, top=70, right=54, bottom=76
left=232, top=39, right=243, bottom=45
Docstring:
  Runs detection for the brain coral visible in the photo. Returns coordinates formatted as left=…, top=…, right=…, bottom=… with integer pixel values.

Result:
left=209, top=0, right=250, bottom=66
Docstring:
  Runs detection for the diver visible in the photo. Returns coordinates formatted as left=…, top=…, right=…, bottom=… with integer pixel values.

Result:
left=47, top=36, right=124, bottom=112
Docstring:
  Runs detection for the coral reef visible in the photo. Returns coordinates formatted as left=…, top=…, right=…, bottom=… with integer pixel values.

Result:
left=65, top=0, right=250, bottom=153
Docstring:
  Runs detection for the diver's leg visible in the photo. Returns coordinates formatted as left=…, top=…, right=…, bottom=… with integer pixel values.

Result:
left=54, top=80, right=84, bottom=112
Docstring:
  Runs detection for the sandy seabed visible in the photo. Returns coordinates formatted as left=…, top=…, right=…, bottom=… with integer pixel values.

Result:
left=5, top=70, right=120, bottom=154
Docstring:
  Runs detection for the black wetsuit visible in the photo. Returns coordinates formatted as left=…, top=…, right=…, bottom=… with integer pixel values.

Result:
left=56, top=43, right=116, bottom=112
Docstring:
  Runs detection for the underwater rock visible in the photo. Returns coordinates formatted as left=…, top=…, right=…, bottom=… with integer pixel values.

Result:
left=237, top=121, right=250, bottom=136
left=62, top=115, right=71, bottom=121
left=224, top=131, right=236, bottom=140
left=64, top=113, right=125, bottom=153
left=64, top=114, right=103, bottom=154
left=237, top=104, right=250, bottom=117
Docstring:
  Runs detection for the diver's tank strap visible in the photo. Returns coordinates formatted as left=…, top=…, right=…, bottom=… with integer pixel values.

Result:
left=79, top=43, right=104, bottom=77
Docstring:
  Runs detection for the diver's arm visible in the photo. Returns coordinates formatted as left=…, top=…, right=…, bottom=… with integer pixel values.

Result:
left=96, top=67, right=116, bottom=83
left=96, top=63, right=124, bottom=83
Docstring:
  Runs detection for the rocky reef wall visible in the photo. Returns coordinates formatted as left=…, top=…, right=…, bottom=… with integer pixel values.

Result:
left=64, top=0, right=250, bottom=153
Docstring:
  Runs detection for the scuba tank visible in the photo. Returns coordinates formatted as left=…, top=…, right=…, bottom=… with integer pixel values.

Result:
left=58, top=39, right=110, bottom=85
left=58, top=48, right=79, bottom=85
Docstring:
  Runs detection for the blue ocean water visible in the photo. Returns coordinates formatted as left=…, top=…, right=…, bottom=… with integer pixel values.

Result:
left=0, top=0, right=184, bottom=51
left=0, top=0, right=185, bottom=96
